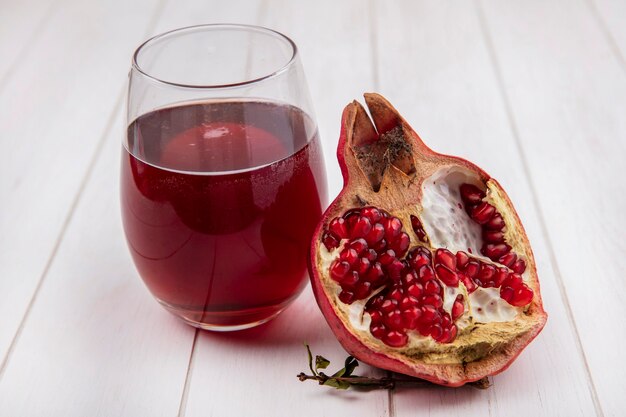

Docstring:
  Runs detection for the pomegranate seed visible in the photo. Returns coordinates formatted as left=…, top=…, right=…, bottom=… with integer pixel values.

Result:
left=500, top=286, right=514, bottom=304
left=483, top=230, right=504, bottom=243
left=418, top=322, right=431, bottom=336
left=370, top=323, right=386, bottom=339
left=477, top=263, right=496, bottom=283
left=464, top=261, right=480, bottom=278
left=441, top=312, right=452, bottom=328
left=408, top=246, right=432, bottom=269
left=400, top=296, right=419, bottom=310
left=511, top=258, right=527, bottom=274
left=430, top=324, right=444, bottom=340
left=371, top=239, right=387, bottom=252
left=356, top=257, right=370, bottom=275
left=343, top=209, right=360, bottom=231
left=460, top=273, right=478, bottom=293
left=439, top=327, right=452, bottom=343
left=482, top=243, right=511, bottom=260
left=330, top=260, right=351, bottom=281
left=369, top=310, right=382, bottom=324
left=442, top=324, right=458, bottom=343
left=383, top=217, right=402, bottom=241
left=411, top=215, right=429, bottom=242
left=498, top=252, right=517, bottom=268
left=378, top=249, right=396, bottom=265
left=420, top=305, right=439, bottom=324
left=401, top=306, right=421, bottom=329
left=424, top=279, right=442, bottom=295
left=381, top=299, right=398, bottom=313
left=322, top=232, right=339, bottom=250
left=341, top=271, right=360, bottom=287
left=456, top=251, right=470, bottom=269
left=503, top=273, right=524, bottom=288
left=365, top=249, right=378, bottom=261
left=422, top=294, right=443, bottom=308
left=351, top=216, right=372, bottom=239
left=494, top=267, right=509, bottom=287
left=354, top=281, right=372, bottom=299
left=386, top=260, right=404, bottom=280
left=339, top=291, right=355, bottom=304
left=365, top=223, right=385, bottom=245
left=389, top=287, right=403, bottom=301
left=329, top=217, right=348, bottom=239
left=460, top=184, right=485, bottom=204
left=452, top=295, right=464, bottom=320
left=485, top=213, right=505, bottom=230
left=340, top=248, right=359, bottom=265
left=471, top=202, right=496, bottom=224
left=389, top=232, right=410, bottom=257
left=349, top=238, right=368, bottom=255
left=418, top=264, right=436, bottom=281
left=361, top=207, right=383, bottom=223
left=382, top=330, right=408, bottom=347
left=407, top=283, right=424, bottom=298
left=365, top=262, right=384, bottom=283
left=383, top=309, right=404, bottom=330
left=402, top=271, right=417, bottom=286
left=435, top=264, right=459, bottom=287
left=510, top=285, right=534, bottom=306
left=367, top=294, right=384, bottom=309
left=435, top=248, right=456, bottom=270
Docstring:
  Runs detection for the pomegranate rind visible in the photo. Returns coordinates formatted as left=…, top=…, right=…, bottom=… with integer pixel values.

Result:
left=309, top=93, right=547, bottom=386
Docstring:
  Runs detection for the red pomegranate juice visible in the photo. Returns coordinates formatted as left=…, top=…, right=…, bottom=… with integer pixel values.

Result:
left=121, top=100, right=327, bottom=328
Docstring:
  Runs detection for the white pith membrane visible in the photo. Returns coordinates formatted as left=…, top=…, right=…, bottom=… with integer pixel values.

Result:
left=319, top=165, right=532, bottom=359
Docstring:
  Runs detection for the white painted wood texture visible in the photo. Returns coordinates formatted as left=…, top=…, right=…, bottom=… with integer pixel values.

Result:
left=0, top=0, right=624, bottom=416
left=480, top=2, right=626, bottom=416
left=0, top=0, right=163, bottom=373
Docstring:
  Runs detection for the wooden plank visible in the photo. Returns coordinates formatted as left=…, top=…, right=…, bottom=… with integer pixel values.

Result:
left=374, top=1, right=598, bottom=416
left=589, top=0, right=626, bottom=72
left=0, top=0, right=162, bottom=368
left=0, top=109, right=196, bottom=416
left=0, top=0, right=57, bottom=83
left=184, top=292, right=389, bottom=417
left=171, top=1, right=389, bottom=415
left=479, top=1, right=626, bottom=416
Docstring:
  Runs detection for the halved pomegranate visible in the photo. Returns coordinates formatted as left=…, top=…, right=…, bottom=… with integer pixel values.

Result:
left=309, top=93, right=547, bottom=386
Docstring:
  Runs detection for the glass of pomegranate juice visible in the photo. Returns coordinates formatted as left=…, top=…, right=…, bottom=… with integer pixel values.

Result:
left=121, top=25, right=327, bottom=330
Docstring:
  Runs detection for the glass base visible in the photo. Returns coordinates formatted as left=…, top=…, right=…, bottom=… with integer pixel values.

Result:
left=156, top=298, right=289, bottom=332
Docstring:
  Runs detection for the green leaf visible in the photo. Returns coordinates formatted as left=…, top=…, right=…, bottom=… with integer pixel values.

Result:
left=305, top=343, right=316, bottom=376
left=315, top=355, right=330, bottom=371
left=343, top=356, right=359, bottom=377
left=323, top=379, right=351, bottom=390
left=331, top=367, right=346, bottom=378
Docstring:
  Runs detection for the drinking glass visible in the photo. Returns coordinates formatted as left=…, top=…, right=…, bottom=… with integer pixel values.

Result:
left=121, top=24, right=327, bottom=331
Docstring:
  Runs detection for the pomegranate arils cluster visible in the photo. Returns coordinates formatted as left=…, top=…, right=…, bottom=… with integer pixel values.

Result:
left=460, top=184, right=526, bottom=274
left=365, top=247, right=461, bottom=347
left=323, top=201, right=535, bottom=347
left=326, top=207, right=410, bottom=304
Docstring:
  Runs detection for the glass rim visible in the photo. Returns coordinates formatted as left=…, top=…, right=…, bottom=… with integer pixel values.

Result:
left=132, top=23, right=299, bottom=89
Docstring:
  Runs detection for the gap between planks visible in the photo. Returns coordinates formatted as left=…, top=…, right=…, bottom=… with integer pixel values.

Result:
left=177, top=329, right=200, bottom=417
left=0, top=0, right=169, bottom=383
left=473, top=1, right=605, bottom=416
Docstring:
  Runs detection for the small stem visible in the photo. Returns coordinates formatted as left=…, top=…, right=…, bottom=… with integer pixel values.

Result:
left=297, top=372, right=491, bottom=390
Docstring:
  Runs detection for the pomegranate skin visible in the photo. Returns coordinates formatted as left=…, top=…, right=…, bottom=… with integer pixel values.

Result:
left=308, top=94, right=547, bottom=386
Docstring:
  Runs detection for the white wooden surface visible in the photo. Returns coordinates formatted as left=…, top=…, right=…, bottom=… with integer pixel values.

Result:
left=0, top=0, right=624, bottom=416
